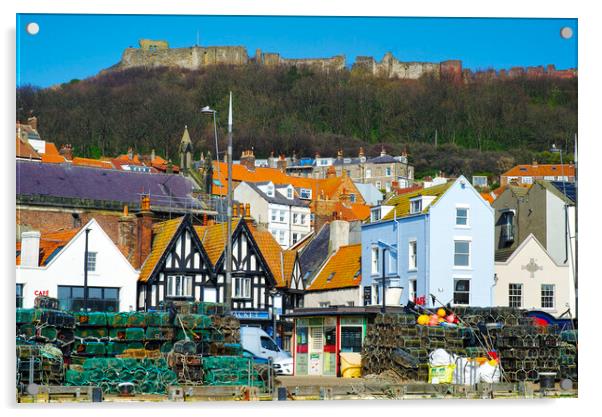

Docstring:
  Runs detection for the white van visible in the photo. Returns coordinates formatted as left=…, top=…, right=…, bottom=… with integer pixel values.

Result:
left=240, top=327, right=293, bottom=375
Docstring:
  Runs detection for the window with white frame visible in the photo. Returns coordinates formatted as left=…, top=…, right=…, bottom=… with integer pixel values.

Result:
left=366, top=168, right=372, bottom=179
left=522, top=176, right=533, bottom=184
left=453, top=279, right=470, bottom=305
left=267, top=186, right=274, bottom=196
left=408, top=240, right=417, bottom=270
left=293, top=213, right=298, bottom=224
left=371, top=207, right=381, bottom=222
left=233, top=277, right=251, bottom=299
left=409, top=279, right=417, bottom=302
left=300, top=188, right=311, bottom=199
left=287, top=188, right=293, bottom=199
left=410, top=198, right=422, bottom=214
left=509, top=283, right=523, bottom=308
left=456, top=207, right=469, bottom=226
left=279, top=210, right=285, bottom=222
left=278, top=230, right=285, bottom=244
left=301, top=214, right=306, bottom=225
left=385, top=167, right=392, bottom=177
left=541, top=284, right=555, bottom=309
left=271, top=210, right=276, bottom=222
left=292, top=233, right=299, bottom=244
left=167, top=275, right=193, bottom=297
left=454, top=240, right=470, bottom=267
left=87, top=252, right=97, bottom=272
left=371, top=247, right=379, bottom=274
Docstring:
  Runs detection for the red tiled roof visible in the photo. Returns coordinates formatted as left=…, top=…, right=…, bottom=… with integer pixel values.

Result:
left=502, top=164, right=575, bottom=178
left=16, top=228, right=81, bottom=266
left=16, top=137, right=41, bottom=159
left=45, top=142, right=60, bottom=156
left=72, top=157, right=114, bottom=169
left=307, top=244, right=362, bottom=291
left=41, top=153, right=67, bottom=163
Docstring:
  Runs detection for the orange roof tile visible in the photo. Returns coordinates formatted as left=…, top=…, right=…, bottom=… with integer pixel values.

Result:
left=480, top=192, right=494, bottom=204
left=16, top=228, right=81, bottom=266
left=502, top=164, right=575, bottom=178
left=138, top=217, right=185, bottom=282
left=307, top=244, right=362, bottom=291
left=282, top=250, right=297, bottom=287
left=45, top=142, right=60, bottom=156
left=16, top=137, right=41, bottom=159
left=72, top=157, right=114, bottom=169
left=194, top=218, right=295, bottom=288
left=41, top=153, right=67, bottom=163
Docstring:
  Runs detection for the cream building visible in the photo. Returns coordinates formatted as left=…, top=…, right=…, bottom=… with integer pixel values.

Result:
left=494, top=233, right=573, bottom=318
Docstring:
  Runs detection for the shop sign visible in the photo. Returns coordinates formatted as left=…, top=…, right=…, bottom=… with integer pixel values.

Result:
left=231, top=311, right=269, bottom=320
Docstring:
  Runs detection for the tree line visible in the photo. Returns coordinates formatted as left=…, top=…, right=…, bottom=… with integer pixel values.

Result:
left=16, top=64, right=577, bottom=179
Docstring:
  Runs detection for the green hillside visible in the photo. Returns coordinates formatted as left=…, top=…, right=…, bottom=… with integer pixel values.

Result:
left=16, top=65, right=577, bottom=178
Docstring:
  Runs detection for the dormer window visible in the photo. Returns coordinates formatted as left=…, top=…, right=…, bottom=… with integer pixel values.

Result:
left=371, top=207, right=382, bottom=222
left=410, top=197, right=422, bottom=214
left=266, top=186, right=274, bottom=197
left=287, top=188, right=293, bottom=199
left=300, top=188, right=312, bottom=199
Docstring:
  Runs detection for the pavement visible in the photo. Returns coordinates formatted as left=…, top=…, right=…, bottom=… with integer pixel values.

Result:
left=276, top=375, right=364, bottom=387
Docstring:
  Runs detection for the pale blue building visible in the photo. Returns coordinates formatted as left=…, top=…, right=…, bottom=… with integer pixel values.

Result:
left=361, top=176, right=494, bottom=308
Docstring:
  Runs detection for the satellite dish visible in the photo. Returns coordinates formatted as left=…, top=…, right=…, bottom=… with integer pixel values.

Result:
left=26, top=383, right=39, bottom=395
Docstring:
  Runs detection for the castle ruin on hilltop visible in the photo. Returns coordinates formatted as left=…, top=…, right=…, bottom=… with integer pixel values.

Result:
left=111, top=39, right=577, bottom=81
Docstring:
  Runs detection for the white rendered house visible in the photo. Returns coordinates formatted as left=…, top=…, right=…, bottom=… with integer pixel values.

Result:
left=233, top=181, right=312, bottom=248
left=494, top=234, right=573, bottom=318
left=16, top=218, right=138, bottom=312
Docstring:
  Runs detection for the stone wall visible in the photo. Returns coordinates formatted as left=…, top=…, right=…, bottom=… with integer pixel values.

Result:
left=112, top=40, right=577, bottom=81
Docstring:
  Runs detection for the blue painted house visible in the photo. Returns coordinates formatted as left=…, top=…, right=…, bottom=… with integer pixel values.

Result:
left=361, top=176, right=494, bottom=308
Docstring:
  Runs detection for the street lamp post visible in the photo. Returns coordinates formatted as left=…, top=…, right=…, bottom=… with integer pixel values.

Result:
left=225, top=92, right=234, bottom=309
left=201, top=105, right=221, bottom=196
left=83, top=228, right=91, bottom=311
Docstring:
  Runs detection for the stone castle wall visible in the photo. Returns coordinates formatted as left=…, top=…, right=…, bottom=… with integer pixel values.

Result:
left=112, top=39, right=576, bottom=81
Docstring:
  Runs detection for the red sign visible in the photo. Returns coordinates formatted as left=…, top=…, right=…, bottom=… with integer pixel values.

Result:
left=415, top=296, right=426, bottom=306
left=34, top=290, right=49, bottom=296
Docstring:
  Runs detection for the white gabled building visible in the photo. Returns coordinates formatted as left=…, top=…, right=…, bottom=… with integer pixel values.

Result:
left=16, top=218, right=138, bottom=312
left=494, top=233, right=573, bottom=318
left=233, top=181, right=312, bottom=248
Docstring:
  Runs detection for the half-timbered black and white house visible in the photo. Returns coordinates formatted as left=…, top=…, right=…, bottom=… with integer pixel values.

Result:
left=137, top=214, right=303, bottom=333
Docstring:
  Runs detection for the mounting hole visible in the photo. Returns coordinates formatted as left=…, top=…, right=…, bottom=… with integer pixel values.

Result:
left=560, top=27, right=573, bottom=40
left=26, top=22, right=40, bottom=35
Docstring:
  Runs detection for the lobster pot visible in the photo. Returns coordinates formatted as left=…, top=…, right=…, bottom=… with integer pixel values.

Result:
left=74, top=312, right=107, bottom=327
left=74, top=341, right=107, bottom=356
left=17, top=324, right=37, bottom=339
left=146, top=312, right=172, bottom=327
left=16, top=308, right=42, bottom=324
left=145, top=327, right=175, bottom=341
left=176, top=314, right=212, bottom=329
left=75, top=327, right=109, bottom=340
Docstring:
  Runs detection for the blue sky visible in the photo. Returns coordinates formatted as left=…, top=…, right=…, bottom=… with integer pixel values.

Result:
left=16, top=14, right=577, bottom=88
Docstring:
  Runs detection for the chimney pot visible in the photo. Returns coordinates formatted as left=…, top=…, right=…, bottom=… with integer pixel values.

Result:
left=27, top=116, right=38, bottom=131
left=20, top=231, right=41, bottom=267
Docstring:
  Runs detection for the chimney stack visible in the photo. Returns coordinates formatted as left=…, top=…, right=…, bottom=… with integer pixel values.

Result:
left=59, top=144, right=74, bottom=161
left=127, top=147, right=134, bottom=160
left=337, top=149, right=343, bottom=160
left=135, top=195, right=153, bottom=269
left=118, top=205, right=137, bottom=265
left=380, top=145, right=387, bottom=157
left=20, top=231, right=41, bottom=267
left=233, top=204, right=239, bottom=217
left=240, top=149, right=256, bottom=171
left=329, top=220, right=350, bottom=254
left=27, top=116, right=38, bottom=131
left=245, top=203, right=251, bottom=217
left=151, top=149, right=156, bottom=161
